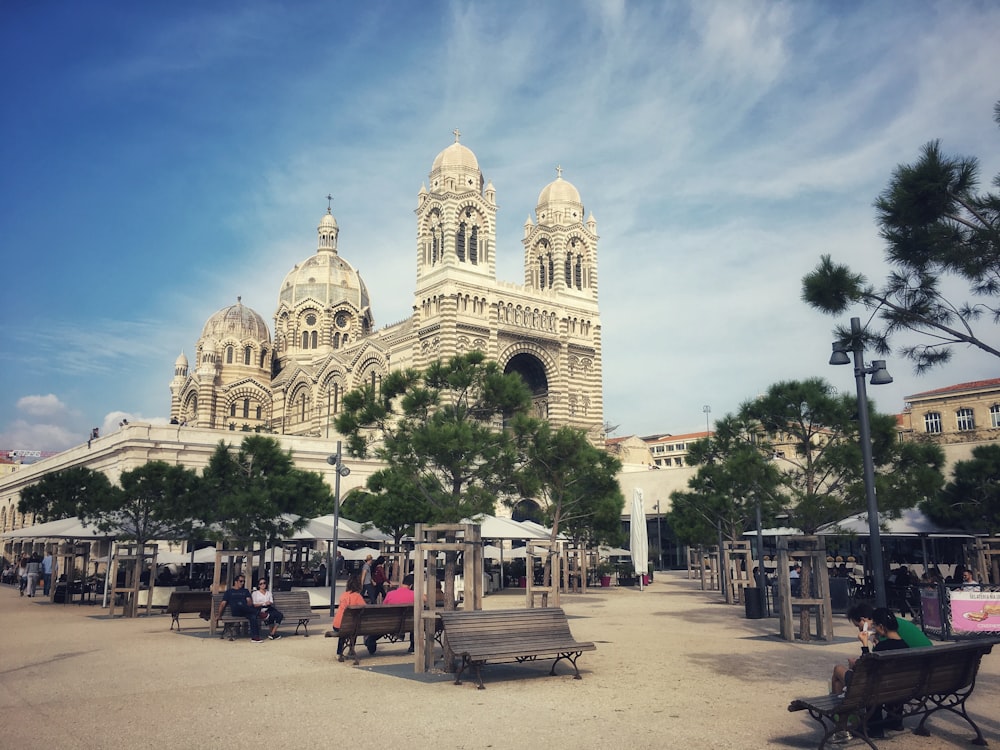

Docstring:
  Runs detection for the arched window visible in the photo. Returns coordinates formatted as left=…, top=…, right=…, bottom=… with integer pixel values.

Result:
left=244, top=346, right=251, bottom=365
left=230, top=403, right=237, bottom=417
left=564, top=253, right=573, bottom=286
left=242, top=399, right=250, bottom=419
left=334, top=332, right=340, bottom=348
left=469, top=226, right=478, bottom=264
left=539, top=257, right=546, bottom=288
left=311, top=330, right=318, bottom=348
left=300, top=393, right=307, bottom=421
left=226, top=346, right=234, bottom=364
left=456, top=222, right=466, bottom=262
left=302, top=331, right=309, bottom=349
left=256, top=405, right=262, bottom=420
left=574, top=255, right=583, bottom=288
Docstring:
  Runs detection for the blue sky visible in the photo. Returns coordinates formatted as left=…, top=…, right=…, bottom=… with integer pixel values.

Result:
left=2, top=1, right=999, bottom=453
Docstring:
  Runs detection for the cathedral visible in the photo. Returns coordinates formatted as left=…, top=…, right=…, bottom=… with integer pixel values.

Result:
left=169, top=134, right=606, bottom=443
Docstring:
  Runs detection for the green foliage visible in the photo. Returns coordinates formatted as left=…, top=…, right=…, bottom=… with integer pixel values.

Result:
left=667, top=413, right=784, bottom=545
left=18, top=467, right=115, bottom=522
left=199, top=436, right=333, bottom=544
left=922, top=444, right=1000, bottom=535
left=82, top=461, right=200, bottom=545
left=518, top=422, right=624, bottom=546
left=335, top=351, right=534, bottom=526
left=802, top=102, right=1000, bottom=372
left=669, top=379, right=946, bottom=543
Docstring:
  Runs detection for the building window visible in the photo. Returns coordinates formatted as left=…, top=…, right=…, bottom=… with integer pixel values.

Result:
left=956, top=408, right=975, bottom=431
left=242, top=399, right=250, bottom=419
left=226, top=346, right=234, bottom=364
left=456, top=222, right=466, bottom=262
left=230, top=403, right=237, bottom=417
left=991, top=404, right=1000, bottom=428
left=924, top=412, right=942, bottom=434
left=244, top=346, right=251, bottom=365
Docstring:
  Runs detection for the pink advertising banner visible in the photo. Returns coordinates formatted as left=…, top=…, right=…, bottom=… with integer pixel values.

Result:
left=949, top=591, right=1000, bottom=634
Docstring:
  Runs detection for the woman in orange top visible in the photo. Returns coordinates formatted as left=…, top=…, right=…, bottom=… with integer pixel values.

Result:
left=331, top=573, right=365, bottom=661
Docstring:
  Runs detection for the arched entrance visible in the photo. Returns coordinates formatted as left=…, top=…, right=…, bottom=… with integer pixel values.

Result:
left=511, top=498, right=544, bottom=524
left=504, top=353, right=549, bottom=419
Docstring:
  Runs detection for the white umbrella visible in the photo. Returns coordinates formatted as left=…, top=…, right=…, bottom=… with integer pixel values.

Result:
left=340, top=546, right=381, bottom=560
left=630, top=488, right=649, bottom=590
left=599, top=546, right=631, bottom=558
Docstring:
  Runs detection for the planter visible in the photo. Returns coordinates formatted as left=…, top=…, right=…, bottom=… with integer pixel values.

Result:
left=600, top=575, right=611, bottom=588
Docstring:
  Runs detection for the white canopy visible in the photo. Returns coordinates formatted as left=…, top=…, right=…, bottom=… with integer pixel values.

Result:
left=0, top=516, right=115, bottom=540
left=462, top=514, right=549, bottom=540
left=285, top=514, right=368, bottom=542
left=156, top=546, right=218, bottom=565
left=816, top=507, right=973, bottom=537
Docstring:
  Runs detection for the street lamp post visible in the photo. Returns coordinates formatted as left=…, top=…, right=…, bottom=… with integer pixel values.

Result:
left=830, top=317, right=893, bottom=609
left=654, top=501, right=662, bottom=571
left=326, top=440, right=350, bottom=617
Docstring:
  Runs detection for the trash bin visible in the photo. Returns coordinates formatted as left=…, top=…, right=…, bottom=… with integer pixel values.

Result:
left=830, top=577, right=849, bottom=612
left=744, top=587, right=765, bottom=619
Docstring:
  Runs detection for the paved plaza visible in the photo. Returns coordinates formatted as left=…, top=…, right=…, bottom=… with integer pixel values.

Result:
left=2, top=571, right=997, bottom=749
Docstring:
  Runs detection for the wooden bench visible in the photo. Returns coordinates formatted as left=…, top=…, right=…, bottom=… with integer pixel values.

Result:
left=166, top=591, right=212, bottom=631
left=212, top=591, right=314, bottom=640
left=330, top=604, right=417, bottom=665
left=788, top=639, right=999, bottom=748
left=439, top=607, right=596, bottom=689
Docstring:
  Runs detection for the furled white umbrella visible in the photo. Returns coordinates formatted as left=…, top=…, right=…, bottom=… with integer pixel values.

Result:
left=630, top=488, right=649, bottom=591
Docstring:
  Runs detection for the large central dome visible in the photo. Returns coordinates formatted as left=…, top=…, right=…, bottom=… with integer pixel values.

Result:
left=278, top=209, right=370, bottom=310
left=278, top=252, right=370, bottom=309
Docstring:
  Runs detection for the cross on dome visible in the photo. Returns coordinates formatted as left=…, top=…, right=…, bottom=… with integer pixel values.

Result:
left=327, top=194, right=333, bottom=213
left=556, top=164, right=563, bottom=179
left=453, top=128, right=461, bottom=143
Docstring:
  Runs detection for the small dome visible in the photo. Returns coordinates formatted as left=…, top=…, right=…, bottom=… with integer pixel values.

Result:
left=174, top=351, right=188, bottom=367
left=431, top=142, right=480, bottom=173
left=537, top=176, right=581, bottom=206
left=319, top=211, right=338, bottom=230
left=200, top=298, right=272, bottom=345
left=429, top=131, right=483, bottom=193
left=535, top=172, right=585, bottom=227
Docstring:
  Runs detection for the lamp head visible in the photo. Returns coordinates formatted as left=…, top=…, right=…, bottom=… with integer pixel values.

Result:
left=326, top=454, right=339, bottom=466
left=869, top=360, right=893, bottom=386
left=829, top=342, right=851, bottom=366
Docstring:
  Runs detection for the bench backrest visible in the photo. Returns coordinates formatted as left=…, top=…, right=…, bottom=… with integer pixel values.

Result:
left=845, top=640, right=997, bottom=709
left=166, top=591, right=212, bottom=613
left=270, top=590, right=311, bottom=613
left=439, top=607, right=577, bottom=648
left=339, top=604, right=413, bottom=635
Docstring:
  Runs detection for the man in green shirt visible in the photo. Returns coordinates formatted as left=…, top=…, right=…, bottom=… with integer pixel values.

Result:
left=831, top=602, right=932, bottom=695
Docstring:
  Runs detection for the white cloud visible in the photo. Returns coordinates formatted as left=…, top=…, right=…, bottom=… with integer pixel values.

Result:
left=16, top=394, right=69, bottom=418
